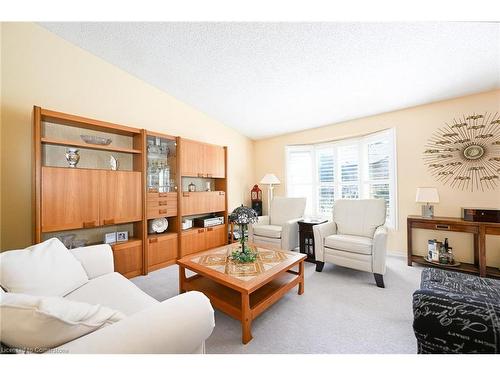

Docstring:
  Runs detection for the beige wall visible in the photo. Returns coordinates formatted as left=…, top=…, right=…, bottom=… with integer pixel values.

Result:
left=254, top=90, right=500, bottom=266
left=0, top=22, right=255, bottom=250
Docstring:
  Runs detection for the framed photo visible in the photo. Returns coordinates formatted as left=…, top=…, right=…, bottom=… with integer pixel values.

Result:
left=116, top=231, right=129, bottom=242
left=104, top=232, right=117, bottom=244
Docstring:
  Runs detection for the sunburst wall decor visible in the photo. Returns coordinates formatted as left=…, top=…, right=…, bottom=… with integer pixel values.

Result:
left=423, top=112, right=500, bottom=191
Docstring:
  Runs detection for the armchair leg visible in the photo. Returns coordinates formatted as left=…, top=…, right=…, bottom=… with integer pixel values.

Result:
left=315, top=261, right=325, bottom=272
left=374, top=273, right=385, bottom=288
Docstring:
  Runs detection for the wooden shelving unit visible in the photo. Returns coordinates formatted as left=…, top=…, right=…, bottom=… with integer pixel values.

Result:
left=33, top=106, right=229, bottom=278
left=34, top=106, right=145, bottom=278
left=178, top=138, right=228, bottom=258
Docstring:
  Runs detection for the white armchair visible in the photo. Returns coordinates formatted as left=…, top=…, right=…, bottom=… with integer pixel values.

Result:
left=313, top=199, right=388, bottom=288
left=248, top=197, right=306, bottom=251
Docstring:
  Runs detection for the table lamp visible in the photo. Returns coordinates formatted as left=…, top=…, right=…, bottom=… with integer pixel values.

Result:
left=260, top=173, right=280, bottom=215
left=416, top=187, right=439, bottom=218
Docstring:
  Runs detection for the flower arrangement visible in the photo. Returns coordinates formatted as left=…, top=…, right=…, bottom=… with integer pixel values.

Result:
left=228, top=205, right=259, bottom=263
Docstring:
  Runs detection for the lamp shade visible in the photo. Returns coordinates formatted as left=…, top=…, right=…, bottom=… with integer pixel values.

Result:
left=260, top=173, right=280, bottom=185
left=415, top=187, right=439, bottom=203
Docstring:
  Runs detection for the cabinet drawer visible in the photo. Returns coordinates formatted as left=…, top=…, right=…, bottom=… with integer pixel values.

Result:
left=180, top=228, right=207, bottom=257
left=148, top=234, right=178, bottom=271
left=410, top=221, right=479, bottom=234
left=147, top=192, right=177, bottom=201
left=111, top=240, right=143, bottom=278
left=147, top=197, right=177, bottom=219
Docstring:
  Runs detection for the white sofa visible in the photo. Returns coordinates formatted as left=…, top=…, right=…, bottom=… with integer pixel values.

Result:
left=0, top=241, right=215, bottom=353
left=313, top=199, right=388, bottom=288
left=248, top=197, right=306, bottom=251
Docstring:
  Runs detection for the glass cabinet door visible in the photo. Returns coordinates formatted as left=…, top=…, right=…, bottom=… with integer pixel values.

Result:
left=147, top=135, right=177, bottom=193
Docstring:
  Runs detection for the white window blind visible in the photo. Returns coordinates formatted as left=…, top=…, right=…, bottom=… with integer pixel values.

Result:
left=286, top=129, right=397, bottom=228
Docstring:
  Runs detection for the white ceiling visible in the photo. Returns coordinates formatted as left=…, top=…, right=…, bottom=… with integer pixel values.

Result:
left=40, top=22, right=500, bottom=140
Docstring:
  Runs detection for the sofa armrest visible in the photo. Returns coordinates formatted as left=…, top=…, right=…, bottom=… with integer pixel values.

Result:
left=70, top=244, right=114, bottom=279
left=372, top=226, right=388, bottom=275
left=55, top=291, right=215, bottom=354
left=281, top=218, right=303, bottom=251
left=412, top=288, right=500, bottom=353
left=313, top=221, right=337, bottom=261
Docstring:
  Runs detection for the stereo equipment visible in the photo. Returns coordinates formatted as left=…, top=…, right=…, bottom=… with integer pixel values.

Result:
left=194, top=215, right=225, bottom=228
left=462, top=208, right=500, bottom=223
left=181, top=218, right=193, bottom=230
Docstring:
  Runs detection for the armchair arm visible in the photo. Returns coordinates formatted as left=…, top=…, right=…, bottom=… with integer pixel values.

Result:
left=313, top=222, right=337, bottom=261
left=281, top=218, right=303, bottom=251
left=372, top=226, right=388, bottom=275
left=248, top=215, right=270, bottom=242
left=70, top=244, right=114, bottom=279
left=55, top=291, right=215, bottom=354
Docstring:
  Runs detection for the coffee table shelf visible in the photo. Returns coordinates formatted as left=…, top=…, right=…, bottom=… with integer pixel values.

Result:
left=183, top=271, right=299, bottom=320
left=177, top=243, right=306, bottom=344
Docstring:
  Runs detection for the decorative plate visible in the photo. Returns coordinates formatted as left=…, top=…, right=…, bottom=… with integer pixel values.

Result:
left=150, top=217, right=168, bottom=233
left=80, top=135, right=112, bottom=145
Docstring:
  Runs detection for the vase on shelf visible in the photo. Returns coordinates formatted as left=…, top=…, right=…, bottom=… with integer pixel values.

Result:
left=65, top=148, right=80, bottom=168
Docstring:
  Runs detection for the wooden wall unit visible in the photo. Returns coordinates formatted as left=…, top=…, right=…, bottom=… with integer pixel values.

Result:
left=178, top=138, right=228, bottom=257
left=33, top=107, right=229, bottom=279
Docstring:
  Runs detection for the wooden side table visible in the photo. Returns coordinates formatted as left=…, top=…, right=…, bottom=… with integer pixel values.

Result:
left=298, top=219, right=328, bottom=263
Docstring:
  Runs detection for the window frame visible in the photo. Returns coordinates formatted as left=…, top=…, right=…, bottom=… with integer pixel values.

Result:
left=285, top=128, right=398, bottom=229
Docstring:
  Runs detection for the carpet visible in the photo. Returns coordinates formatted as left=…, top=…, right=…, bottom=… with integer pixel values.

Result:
left=131, top=254, right=422, bottom=353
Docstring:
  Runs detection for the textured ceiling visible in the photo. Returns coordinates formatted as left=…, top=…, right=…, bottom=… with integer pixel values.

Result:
left=40, top=22, right=500, bottom=139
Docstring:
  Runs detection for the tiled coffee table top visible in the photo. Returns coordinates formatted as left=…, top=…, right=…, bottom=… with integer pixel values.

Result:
left=190, top=244, right=292, bottom=281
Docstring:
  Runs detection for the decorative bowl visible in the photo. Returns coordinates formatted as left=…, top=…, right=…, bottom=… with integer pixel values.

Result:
left=80, top=135, right=112, bottom=145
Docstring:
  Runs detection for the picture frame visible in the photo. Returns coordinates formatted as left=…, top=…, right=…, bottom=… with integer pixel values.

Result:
left=116, top=231, right=129, bottom=242
left=104, top=232, right=117, bottom=244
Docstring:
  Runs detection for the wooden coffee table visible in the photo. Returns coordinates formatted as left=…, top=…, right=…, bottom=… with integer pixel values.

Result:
left=177, top=243, right=306, bottom=344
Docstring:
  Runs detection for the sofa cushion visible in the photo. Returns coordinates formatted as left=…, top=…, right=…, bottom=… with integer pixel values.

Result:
left=333, top=199, right=386, bottom=238
left=0, top=292, right=124, bottom=352
left=253, top=224, right=282, bottom=239
left=65, top=272, right=157, bottom=316
left=0, top=238, right=89, bottom=297
left=324, top=234, right=373, bottom=255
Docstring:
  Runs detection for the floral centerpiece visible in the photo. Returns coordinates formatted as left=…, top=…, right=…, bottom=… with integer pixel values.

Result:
left=229, top=205, right=259, bottom=263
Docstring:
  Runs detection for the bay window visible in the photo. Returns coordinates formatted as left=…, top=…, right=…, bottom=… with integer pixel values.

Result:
left=285, top=128, right=397, bottom=228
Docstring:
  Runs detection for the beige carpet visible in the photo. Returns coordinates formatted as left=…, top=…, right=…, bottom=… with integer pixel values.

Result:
left=131, top=254, right=423, bottom=353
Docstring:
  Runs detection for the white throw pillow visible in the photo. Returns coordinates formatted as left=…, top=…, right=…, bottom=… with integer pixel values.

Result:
left=0, top=292, right=125, bottom=352
left=0, top=238, right=89, bottom=296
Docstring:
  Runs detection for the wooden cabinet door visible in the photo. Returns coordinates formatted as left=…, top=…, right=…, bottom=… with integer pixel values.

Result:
left=41, top=167, right=100, bottom=232
left=181, top=192, right=225, bottom=216
left=147, top=234, right=177, bottom=271
left=181, top=228, right=207, bottom=257
left=180, top=139, right=204, bottom=177
left=206, top=225, right=227, bottom=249
left=99, top=171, right=142, bottom=225
left=204, top=144, right=225, bottom=178
left=112, top=239, right=143, bottom=278
left=209, top=191, right=226, bottom=212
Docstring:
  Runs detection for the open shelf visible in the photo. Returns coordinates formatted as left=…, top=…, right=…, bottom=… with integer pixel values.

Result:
left=41, top=137, right=142, bottom=154
left=411, top=255, right=479, bottom=274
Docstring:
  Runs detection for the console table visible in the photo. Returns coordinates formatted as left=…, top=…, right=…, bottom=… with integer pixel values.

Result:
left=407, top=215, right=500, bottom=278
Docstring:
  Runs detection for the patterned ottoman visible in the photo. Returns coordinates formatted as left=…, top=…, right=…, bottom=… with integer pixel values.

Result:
left=412, top=268, right=500, bottom=353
